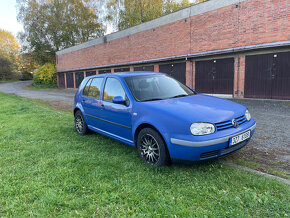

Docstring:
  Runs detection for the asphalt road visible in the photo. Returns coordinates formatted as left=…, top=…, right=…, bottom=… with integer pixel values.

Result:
left=232, top=98, right=290, bottom=162
left=0, top=80, right=75, bottom=104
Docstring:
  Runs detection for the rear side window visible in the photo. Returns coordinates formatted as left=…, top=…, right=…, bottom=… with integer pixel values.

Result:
left=83, top=79, right=92, bottom=96
left=103, top=78, right=126, bottom=102
left=87, top=78, right=103, bottom=99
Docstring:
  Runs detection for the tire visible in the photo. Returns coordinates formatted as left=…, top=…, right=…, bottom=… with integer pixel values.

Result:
left=74, top=110, right=89, bottom=135
left=137, top=128, right=170, bottom=166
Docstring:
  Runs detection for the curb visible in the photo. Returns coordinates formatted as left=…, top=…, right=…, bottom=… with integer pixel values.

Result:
left=220, top=160, right=290, bottom=185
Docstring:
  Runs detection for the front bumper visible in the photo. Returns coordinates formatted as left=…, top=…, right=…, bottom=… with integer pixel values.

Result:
left=168, top=120, right=256, bottom=161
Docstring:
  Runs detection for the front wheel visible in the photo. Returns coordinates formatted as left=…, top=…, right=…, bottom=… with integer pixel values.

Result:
left=74, top=110, right=89, bottom=135
left=137, top=128, right=170, bottom=166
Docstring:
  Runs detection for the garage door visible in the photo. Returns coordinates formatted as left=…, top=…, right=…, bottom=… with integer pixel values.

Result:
left=66, top=72, right=74, bottom=88
left=58, top=73, right=65, bottom=88
left=114, top=67, right=130, bottom=72
left=86, top=71, right=96, bottom=77
left=159, top=62, right=186, bottom=84
left=195, top=58, right=234, bottom=94
left=75, top=72, right=84, bottom=88
left=134, top=65, right=154, bottom=71
left=99, top=69, right=111, bottom=74
left=245, top=51, right=290, bottom=100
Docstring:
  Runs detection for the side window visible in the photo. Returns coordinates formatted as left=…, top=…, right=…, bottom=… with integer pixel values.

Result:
left=103, top=78, right=126, bottom=102
left=87, top=77, right=103, bottom=98
left=82, top=79, right=92, bottom=96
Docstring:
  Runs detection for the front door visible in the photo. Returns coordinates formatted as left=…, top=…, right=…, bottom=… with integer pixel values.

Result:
left=100, top=77, right=133, bottom=143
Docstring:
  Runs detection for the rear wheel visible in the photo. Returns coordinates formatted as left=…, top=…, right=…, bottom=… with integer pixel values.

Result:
left=137, top=128, right=170, bottom=166
left=74, top=110, right=89, bottom=135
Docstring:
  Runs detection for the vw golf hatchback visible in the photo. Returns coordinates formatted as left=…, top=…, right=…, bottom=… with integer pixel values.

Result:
left=74, top=72, right=256, bottom=166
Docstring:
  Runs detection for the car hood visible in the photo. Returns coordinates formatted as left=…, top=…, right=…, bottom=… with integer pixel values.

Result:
left=142, top=94, right=246, bottom=124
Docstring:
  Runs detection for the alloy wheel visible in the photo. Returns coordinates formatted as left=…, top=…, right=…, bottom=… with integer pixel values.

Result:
left=140, top=134, right=160, bottom=164
left=75, top=115, right=84, bottom=133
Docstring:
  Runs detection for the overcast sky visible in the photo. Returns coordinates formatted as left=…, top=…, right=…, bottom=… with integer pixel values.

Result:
left=0, top=0, right=23, bottom=37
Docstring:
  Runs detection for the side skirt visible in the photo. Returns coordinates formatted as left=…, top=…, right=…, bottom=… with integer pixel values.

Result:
left=88, top=125, right=135, bottom=147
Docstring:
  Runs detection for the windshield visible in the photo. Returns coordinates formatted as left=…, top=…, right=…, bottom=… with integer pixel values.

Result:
left=124, top=75, right=195, bottom=102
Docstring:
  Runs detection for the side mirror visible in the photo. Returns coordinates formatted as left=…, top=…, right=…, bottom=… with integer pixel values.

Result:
left=112, top=96, right=126, bottom=105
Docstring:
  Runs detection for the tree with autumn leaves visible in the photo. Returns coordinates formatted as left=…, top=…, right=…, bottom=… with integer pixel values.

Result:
left=106, top=0, right=206, bottom=31
left=12, top=0, right=206, bottom=84
left=16, top=0, right=206, bottom=66
left=17, top=0, right=105, bottom=65
left=15, top=0, right=105, bottom=83
left=0, top=29, right=21, bottom=80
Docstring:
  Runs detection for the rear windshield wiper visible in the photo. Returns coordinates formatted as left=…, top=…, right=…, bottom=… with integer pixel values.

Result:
left=142, top=98, right=164, bottom=102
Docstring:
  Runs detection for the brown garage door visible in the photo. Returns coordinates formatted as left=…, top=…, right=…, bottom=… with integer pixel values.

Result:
left=99, top=69, right=111, bottom=74
left=75, top=72, right=84, bottom=88
left=159, top=62, right=186, bottom=84
left=134, top=65, right=154, bottom=71
left=66, top=72, right=74, bottom=88
left=195, top=58, right=234, bottom=94
left=86, top=71, right=96, bottom=77
left=114, top=67, right=130, bottom=72
left=58, top=73, right=65, bottom=88
left=245, top=51, right=290, bottom=99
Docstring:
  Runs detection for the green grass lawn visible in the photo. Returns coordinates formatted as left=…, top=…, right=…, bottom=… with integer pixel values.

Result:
left=0, top=92, right=289, bottom=217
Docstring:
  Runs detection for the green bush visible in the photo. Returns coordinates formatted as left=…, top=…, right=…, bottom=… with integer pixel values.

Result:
left=33, top=63, right=56, bottom=84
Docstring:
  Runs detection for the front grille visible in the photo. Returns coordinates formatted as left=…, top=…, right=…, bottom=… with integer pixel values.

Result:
left=200, top=150, right=219, bottom=159
left=215, top=115, right=247, bottom=131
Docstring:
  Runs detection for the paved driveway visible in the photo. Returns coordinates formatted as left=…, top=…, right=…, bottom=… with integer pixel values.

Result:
left=230, top=99, right=290, bottom=173
left=0, top=81, right=75, bottom=111
left=1, top=81, right=289, bottom=173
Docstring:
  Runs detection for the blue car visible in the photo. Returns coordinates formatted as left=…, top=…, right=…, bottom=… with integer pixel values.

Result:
left=74, top=72, right=256, bottom=166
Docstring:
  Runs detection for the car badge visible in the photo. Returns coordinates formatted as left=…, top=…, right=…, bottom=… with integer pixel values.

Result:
left=232, top=119, right=239, bottom=128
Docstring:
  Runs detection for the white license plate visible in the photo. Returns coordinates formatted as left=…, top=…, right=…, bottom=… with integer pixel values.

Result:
left=229, top=130, right=251, bottom=146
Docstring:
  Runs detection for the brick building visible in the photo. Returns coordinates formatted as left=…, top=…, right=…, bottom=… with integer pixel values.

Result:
left=56, top=0, right=290, bottom=99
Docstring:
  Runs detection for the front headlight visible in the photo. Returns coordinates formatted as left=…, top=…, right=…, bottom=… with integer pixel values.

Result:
left=190, top=123, right=215, bottom=136
left=245, top=109, right=251, bottom=121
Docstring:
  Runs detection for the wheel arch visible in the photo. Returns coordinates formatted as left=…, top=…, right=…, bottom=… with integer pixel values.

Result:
left=73, top=103, right=85, bottom=117
left=134, top=123, right=170, bottom=158
left=74, top=107, right=82, bottom=116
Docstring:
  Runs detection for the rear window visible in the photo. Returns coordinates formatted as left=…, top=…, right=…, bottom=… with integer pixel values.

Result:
left=82, top=79, right=92, bottom=96
left=82, top=77, right=103, bottom=99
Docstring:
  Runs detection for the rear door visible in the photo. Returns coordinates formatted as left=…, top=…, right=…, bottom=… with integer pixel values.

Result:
left=81, top=77, right=104, bottom=128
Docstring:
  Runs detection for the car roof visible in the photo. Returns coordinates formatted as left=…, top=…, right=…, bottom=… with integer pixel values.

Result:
left=92, top=71, right=165, bottom=78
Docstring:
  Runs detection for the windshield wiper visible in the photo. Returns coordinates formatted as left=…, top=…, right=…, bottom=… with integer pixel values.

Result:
left=143, top=98, right=164, bottom=102
left=169, top=94, right=188, bottom=99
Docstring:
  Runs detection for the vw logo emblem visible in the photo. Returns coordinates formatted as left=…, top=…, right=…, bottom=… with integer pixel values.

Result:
left=232, top=119, right=239, bottom=128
